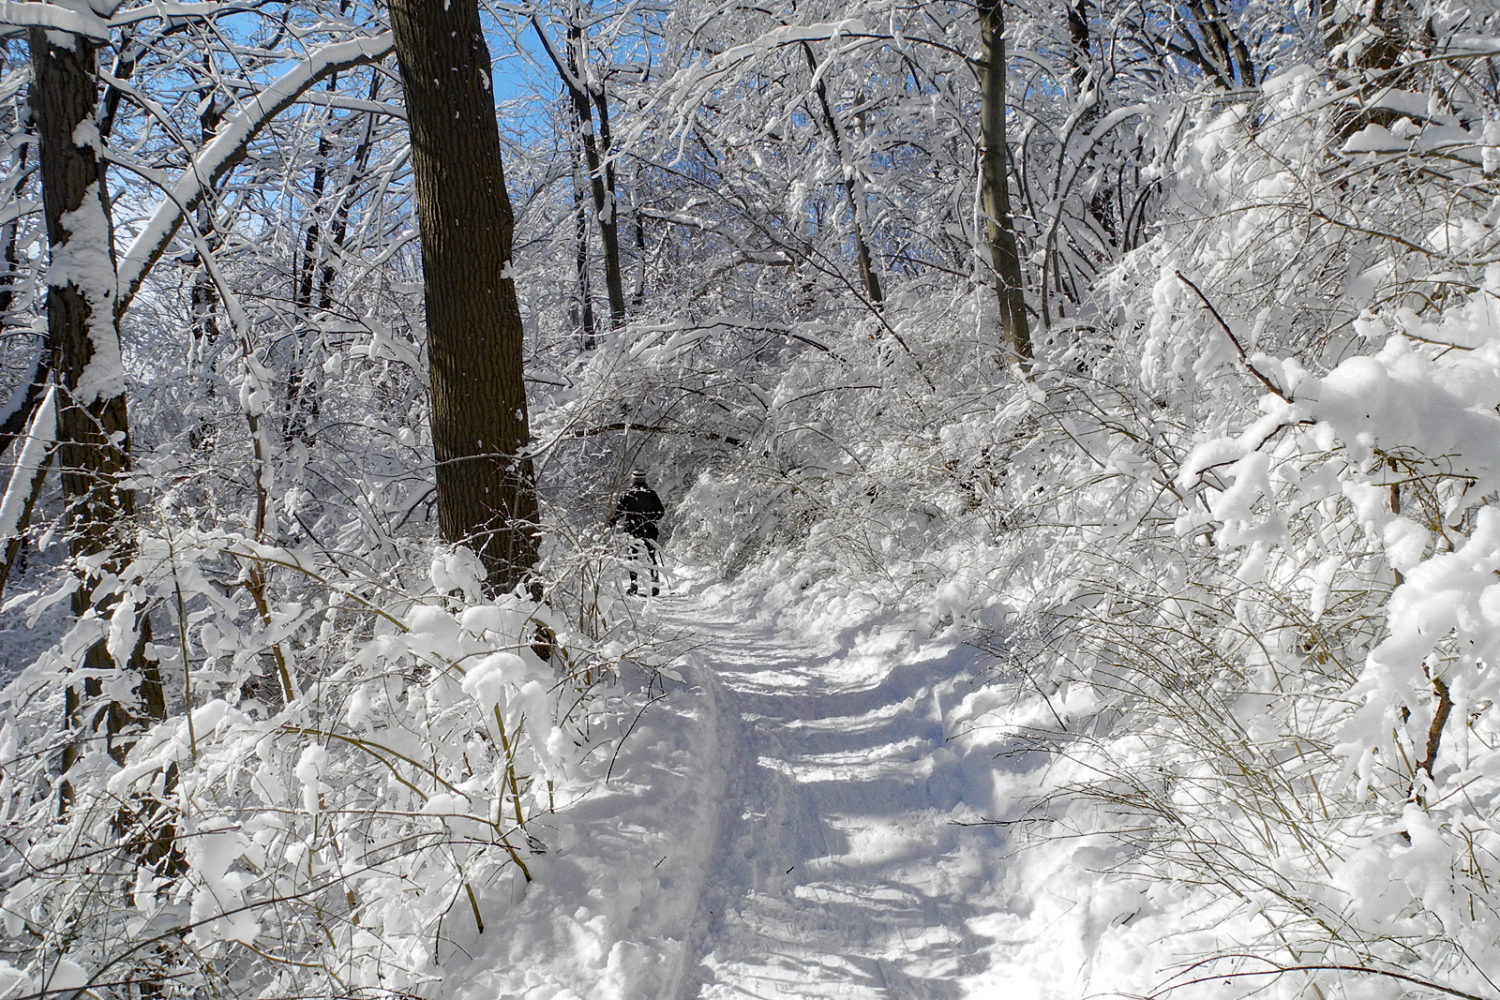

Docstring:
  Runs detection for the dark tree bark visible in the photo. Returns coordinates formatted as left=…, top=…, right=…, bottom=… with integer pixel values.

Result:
left=976, top=0, right=1032, bottom=367
left=288, top=67, right=384, bottom=445
left=1063, top=0, right=1120, bottom=253
left=29, top=27, right=165, bottom=794
left=389, top=0, right=541, bottom=596
left=582, top=48, right=628, bottom=329
left=0, top=353, right=45, bottom=459
left=318, top=72, right=382, bottom=315
left=0, top=114, right=41, bottom=462
left=285, top=125, right=332, bottom=448
left=533, top=11, right=627, bottom=330
left=0, top=46, right=44, bottom=480
left=188, top=61, right=223, bottom=453
left=1183, top=0, right=1255, bottom=89
left=1065, top=0, right=1091, bottom=93
left=1325, top=0, right=1430, bottom=138
left=630, top=163, right=648, bottom=310
left=572, top=167, right=599, bottom=349
left=801, top=42, right=884, bottom=308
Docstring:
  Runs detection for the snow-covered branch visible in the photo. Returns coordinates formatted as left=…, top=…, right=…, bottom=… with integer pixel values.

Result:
left=0, top=1, right=110, bottom=39
left=115, top=31, right=395, bottom=317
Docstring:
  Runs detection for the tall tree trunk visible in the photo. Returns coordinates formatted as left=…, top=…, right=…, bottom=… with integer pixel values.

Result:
left=801, top=42, right=884, bottom=308
left=188, top=64, right=223, bottom=454
left=1065, top=0, right=1119, bottom=251
left=583, top=57, right=627, bottom=327
left=318, top=72, right=382, bottom=315
left=29, top=26, right=165, bottom=793
left=976, top=0, right=1032, bottom=367
left=0, top=131, right=44, bottom=462
left=286, top=124, right=332, bottom=448
left=533, top=10, right=627, bottom=330
left=286, top=2, right=364, bottom=447
left=572, top=166, right=599, bottom=349
left=630, top=164, right=648, bottom=310
left=389, top=0, right=541, bottom=596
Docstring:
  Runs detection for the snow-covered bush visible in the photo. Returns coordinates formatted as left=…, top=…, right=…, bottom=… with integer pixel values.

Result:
left=0, top=520, right=610, bottom=996
left=957, top=30, right=1500, bottom=997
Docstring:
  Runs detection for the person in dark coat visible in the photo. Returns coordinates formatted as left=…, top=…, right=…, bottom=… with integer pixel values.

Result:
left=609, top=469, right=664, bottom=595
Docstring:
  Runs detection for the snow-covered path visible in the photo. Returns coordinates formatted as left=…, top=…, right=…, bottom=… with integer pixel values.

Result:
left=664, top=601, right=1006, bottom=998
left=440, top=582, right=1058, bottom=1000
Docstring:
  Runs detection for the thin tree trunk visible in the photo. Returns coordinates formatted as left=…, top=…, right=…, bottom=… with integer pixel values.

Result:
left=1065, top=0, right=1119, bottom=252
left=1066, top=0, right=1091, bottom=93
left=801, top=42, right=884, bottom=308
left=976, top=0, right=1032, bottom=367
left=0, top=354, right=45, bottom=459
left=585, top=66, right=628, bottom=326
left=318, top=72, right=382, bottom=314
left=566, top=15, right=626, bottom=328
left=0, top=452, right=51, bottom=606
left=630, top=164, right=648, bottom=310
left=188, top=62, right=223, bottom=452
left=533, top=11, right=627, bottom=329
left=0, top=385, right=55, bottom=608
left=565, top=46, right=599, bottom=349
left=572, top=167, right=599, bottom=349
left=286, top=124, right=331, bottom=448
left=0, top=95, right=45, bottom=462
left=1185, top=0, right=1255, bottom=87
left=287, top=2, right=362, bottom=445
left=389, top=0, right=541, bottom=596
left=30, top=26, right=165, bottom=796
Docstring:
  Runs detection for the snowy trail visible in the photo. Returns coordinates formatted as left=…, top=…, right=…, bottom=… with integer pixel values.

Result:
left=439, top=581, right=1050, bottom=1000
left=662, top=599, right=1007, bottom=999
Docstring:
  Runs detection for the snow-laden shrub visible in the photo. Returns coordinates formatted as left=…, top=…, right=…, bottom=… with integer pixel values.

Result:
left=0, top=526, right=610, bottom=998
left=1166, top=287, right=1500, bottom=988
left=957, top=43, right=1500, bottom=999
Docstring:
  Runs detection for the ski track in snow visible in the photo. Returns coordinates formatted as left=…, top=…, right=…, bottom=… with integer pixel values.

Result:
left=663, top=594, right=1009, bottom=999
left=440, top=577, right=1062, bottom=1000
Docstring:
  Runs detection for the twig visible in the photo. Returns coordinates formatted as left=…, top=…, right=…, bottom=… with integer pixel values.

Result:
left=220, top=547, right=410, bottom=632
left=1151, top=959, right=1496, bottom=1000
left=1414, top=673, right=1454, bottom=799
left=568, top=421, right=744, bottom=448
left=164, top=531, right=198, bottom=763
left=1175, top=271, right=1292, bottom=402
left=949, top=816, right=1051, bottom=826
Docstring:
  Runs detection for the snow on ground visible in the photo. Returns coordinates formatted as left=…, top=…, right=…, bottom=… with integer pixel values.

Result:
left=434, top=603, right=726, bottom=1000
left=671, top=599, right=1017, bottom=999
left=434, top=568, right=1154, bottom=1000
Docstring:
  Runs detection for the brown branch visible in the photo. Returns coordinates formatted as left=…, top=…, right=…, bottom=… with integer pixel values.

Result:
left=569, top=421, right=744, bottom=448
left=1415, top=674, right=1453, bottom=792
left=1175, top=271, right=1293, bottom=402
left=1151, top=960, right=1495, bottom=1000
left=0, top=350, right=47, bottom=461
left=0, top=449, right=52, bottom=606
